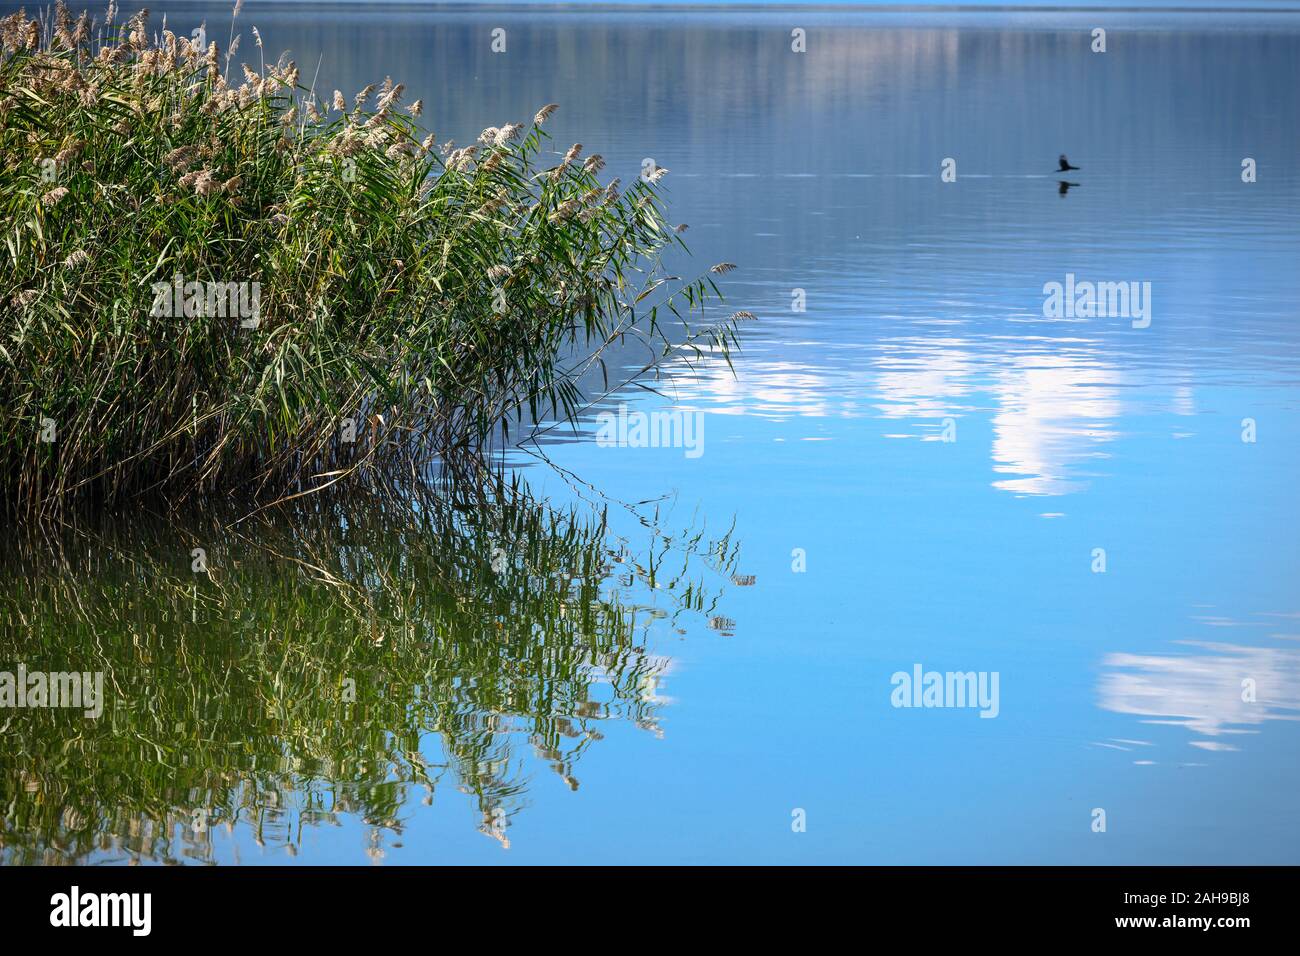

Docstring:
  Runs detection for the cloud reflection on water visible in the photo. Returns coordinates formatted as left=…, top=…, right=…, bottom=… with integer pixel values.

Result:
left=678, top=333, right=1144, bottom=496
left=1099, top=639, right=1300, bottom=752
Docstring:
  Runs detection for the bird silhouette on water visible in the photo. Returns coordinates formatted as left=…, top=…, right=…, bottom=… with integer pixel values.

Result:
left=1056, top=155, right=1081, bottom=196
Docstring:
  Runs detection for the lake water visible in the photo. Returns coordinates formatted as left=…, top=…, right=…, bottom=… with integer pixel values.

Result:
left=3, top=3, right=1300, bottom=865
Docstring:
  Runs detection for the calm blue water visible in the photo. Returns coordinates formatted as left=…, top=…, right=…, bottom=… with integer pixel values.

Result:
left=5, top=4, right=1300, bottom=864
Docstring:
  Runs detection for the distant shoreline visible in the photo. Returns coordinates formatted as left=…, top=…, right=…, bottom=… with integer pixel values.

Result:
left=7, top=1, right=1300, bottom=15
left=11, top=1, right=1296, bottom=12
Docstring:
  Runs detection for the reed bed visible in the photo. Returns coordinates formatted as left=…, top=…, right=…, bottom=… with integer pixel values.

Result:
left=0, top=5, right=741, bottom=518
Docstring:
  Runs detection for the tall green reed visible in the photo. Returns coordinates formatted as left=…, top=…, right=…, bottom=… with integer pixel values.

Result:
left=0, top=5, right=743, bottom=518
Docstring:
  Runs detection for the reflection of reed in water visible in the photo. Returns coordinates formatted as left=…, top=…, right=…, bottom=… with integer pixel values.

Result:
left=0, top=477, right=739, bottom=864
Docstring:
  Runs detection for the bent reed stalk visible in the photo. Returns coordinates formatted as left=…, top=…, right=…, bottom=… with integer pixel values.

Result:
left=0, top=5, right=744, bottom=519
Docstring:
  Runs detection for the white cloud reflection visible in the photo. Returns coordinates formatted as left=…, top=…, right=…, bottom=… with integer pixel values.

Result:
left=988, top=351, right=1123, bottom=495
left=1099, top=640, right=1300, bottom=749
left=679, top=334, right=1145, bottom=496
